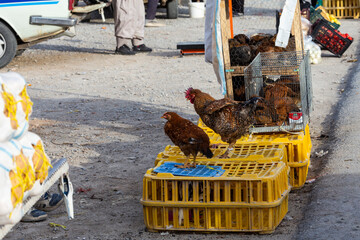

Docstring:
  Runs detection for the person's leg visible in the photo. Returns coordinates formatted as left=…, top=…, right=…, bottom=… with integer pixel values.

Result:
left=232, top=0, right=244, bottom=14
left=132, top=0, right=152, bottom=52
left=112, top=0, right=136, bottom=54
left=132, top=0, right=149, bottom=50
left=145, top=0, right=165, bottom=27
left=146, top=0, right=159, bottom=20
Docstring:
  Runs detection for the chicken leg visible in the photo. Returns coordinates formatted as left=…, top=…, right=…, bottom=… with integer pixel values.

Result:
left=219, top=142, right=235, bottom=158
left=189, top=155, right=197, bottom=168
left=175, top=155, right=192, bottom=168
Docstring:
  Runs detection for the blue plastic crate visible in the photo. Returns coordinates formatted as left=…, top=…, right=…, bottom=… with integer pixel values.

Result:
left=153, top=162, right=225, bottom=177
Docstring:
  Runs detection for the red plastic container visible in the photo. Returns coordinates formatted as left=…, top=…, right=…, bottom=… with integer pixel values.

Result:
left=311, top=20, right=353, bottom=57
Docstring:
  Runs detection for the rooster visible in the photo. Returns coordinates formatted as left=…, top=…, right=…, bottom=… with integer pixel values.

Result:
left=185, top=88, right=260, bottom=158
left=162, top=112, right=213, bottom=168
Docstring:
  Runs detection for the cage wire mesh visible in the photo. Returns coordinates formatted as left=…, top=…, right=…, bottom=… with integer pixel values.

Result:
left=244, top=51, right=313, bottom=133
left=230, top=0, right=298, bottom=101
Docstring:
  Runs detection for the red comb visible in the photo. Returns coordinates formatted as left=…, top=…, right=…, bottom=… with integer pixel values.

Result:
left=185, top=87, right=194, bottom=96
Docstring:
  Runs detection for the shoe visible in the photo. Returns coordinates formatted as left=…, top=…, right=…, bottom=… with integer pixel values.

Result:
left=132, top=44, right=152, bottom=52
left=34, top=192, right=64, bottom=212
left=145, top=20, right=165, bottom=27
left=115, top=45, right=136, bottom=55
left=21, top=208, right=47, bottom=222
left=232, top=12, right=244, bottom=16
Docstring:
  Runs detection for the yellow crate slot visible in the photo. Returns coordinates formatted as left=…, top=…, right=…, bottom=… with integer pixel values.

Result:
left=323, top=0, right=360, bottom=19
left=288, top=158, right=310, bottom=189
left=155, top=144, right=288, bottom=166
left=196, top=119, right=311, bottom=189
left=142, top=160, right=289, bottom=233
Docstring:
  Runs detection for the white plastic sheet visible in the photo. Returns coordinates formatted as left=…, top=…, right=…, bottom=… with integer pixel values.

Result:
left=275, top=0, right=297, bottom=48
left=204, top=0, right=227, bottom=95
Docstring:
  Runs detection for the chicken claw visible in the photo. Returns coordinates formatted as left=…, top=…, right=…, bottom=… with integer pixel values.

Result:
left=189, top=162, right=197, bottom=168
left=175, top=163, right=192, bottom=168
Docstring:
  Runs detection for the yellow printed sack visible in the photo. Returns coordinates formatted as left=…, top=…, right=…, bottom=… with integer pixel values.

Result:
left=0, top=141, right=32, bottom=218
left=1, top=72, right=33, bottom=140
left=19, top=132, right=51, bottom=184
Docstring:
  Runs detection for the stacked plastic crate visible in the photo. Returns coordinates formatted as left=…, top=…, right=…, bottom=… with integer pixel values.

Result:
left=322, top=0, right=360, bottom=19
left=242, top=51, right=313, bottom=189
left=142, top=136, right=293, bottom=233
left=142, top=159, right=290, bottom=233
left=197, top=120, right=312, bottom=189
left=141, top=50, right=313, bottom=234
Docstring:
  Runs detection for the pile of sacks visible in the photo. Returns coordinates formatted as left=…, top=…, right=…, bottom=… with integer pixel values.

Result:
left=0, top=72, right=51, bottom=225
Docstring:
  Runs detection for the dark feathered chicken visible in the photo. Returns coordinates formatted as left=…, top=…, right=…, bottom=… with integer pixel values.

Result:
left=234, top=33, right=250, bottom=44
left=249, top=33, right=273, bottom=46
left=253, top=97, right=278, bottom=126
left=230, top=44, right=253, bottom=66
left=185, top=88, right=260, bottom=158
left=162, top=112, right=213, bottom=168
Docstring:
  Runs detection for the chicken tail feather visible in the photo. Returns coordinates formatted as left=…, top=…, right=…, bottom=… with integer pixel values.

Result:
left=202, top=148, right=214, bottom=159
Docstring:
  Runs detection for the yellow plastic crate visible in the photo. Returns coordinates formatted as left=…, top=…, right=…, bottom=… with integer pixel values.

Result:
left=142, top=160, right=290, bottom=233
left=156, top=144, right=308, bottom=189
left=323, top=0, right=360, bottom=19
left=155, top=144, right=287, bottom=166
left=197, top=119, right=311, bottom=189
left=289, top=158, right=310, bottom=189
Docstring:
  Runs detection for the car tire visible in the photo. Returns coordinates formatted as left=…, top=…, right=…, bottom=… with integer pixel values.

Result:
left=166, top=0, right=178, bottom=19
left=0, top=22, right=17, bottom=69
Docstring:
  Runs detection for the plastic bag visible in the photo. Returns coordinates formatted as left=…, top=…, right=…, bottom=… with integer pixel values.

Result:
left=301, top=16, right=312, bottom=37
left=304, top=36, right=322, bottom=64
left=1, top=72, right=33, bottom=141
left=0, top=203, right=23, bottom=225
left=19, top=132, right=52, bottom=196
left=0, top=72, right=33, bottom=142
left=0, top=88, right=17, bottom=142
left=20, top=132, right=52, bottom=184
left=0, top=140, right=34, bottom=217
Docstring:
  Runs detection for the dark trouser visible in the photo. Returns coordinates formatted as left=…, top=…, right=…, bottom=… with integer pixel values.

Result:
left=146, top=0, right=159, bottom=20
left=232, top=0, right=244, bottom=14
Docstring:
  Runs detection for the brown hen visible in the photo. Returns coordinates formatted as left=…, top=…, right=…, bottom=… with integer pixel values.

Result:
left=162, top=112, right=213, bottom=168
left=253, top=97, right=278, bottom=126
left=263, top=83, right=300, bottom=125
left=185, top=88, right=260, bottom=158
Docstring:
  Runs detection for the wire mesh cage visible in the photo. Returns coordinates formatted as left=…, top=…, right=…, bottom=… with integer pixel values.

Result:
left=225, top=0, right=303, bottom=100
left=244, top=51, right=313, bottom=133
left=231, top=0, right=286, bottom=35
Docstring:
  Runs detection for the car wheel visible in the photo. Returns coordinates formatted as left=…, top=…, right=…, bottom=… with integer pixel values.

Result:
left=0, top=22, right=17, bottom=69
left=166, top=0, right=178, bottom=19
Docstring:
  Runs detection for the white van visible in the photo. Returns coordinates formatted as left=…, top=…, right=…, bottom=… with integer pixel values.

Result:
left=0, top=0, right=108, bottom=68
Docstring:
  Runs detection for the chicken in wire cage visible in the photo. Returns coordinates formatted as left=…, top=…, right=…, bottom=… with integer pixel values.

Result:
left=244, top=51, right=313, bottom=133
left=232, top=76, right=246, bottom=101
left=229, top=33, right=296, bottom=68
left=228, top=0, right=301, bottom=69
